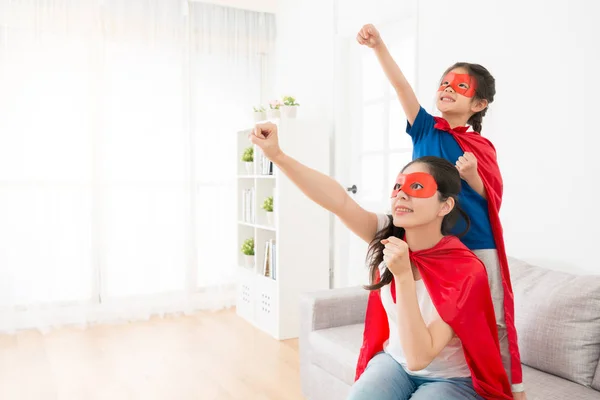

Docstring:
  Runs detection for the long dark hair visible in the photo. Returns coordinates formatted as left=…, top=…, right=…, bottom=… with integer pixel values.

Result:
left=364, top=156, right=470, bottom=291
left=442, top=62, right=496, bottom=133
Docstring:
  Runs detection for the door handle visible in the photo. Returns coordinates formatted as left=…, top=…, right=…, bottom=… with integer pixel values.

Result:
left=346, top=185, right=357, bottom=194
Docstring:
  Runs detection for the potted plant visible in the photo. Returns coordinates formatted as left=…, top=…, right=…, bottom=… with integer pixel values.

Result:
left=241, top=238, right=255, bottom=268
left=267, top=100, right=283, bottom=119
left=253, top=105, right=266, bottom=122
left=262, top=196, right=274, bottom=225
left=241, top=146, right=253, bottom=174
left=281, top=96, right=300, bottom=118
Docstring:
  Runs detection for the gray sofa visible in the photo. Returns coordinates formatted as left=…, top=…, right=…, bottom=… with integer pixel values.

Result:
left=300, top=257, right=600, bottom=400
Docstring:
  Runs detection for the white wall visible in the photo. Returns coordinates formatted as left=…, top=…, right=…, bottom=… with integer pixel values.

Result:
left=273, top=0, right=336, bottom=282
left=274, top=0, right=335, bottom=121
left=415, top=0, right=599, bottom=273
left=335, top=0, right=414, bottom=36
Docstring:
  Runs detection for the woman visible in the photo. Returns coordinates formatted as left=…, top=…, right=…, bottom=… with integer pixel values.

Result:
left=249, top=123, right=512, bottom=399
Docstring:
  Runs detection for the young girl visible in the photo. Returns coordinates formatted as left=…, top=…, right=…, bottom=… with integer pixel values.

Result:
left=250, top=123, right=512, bottom=400
left=357, top=24, right=525, bottom=398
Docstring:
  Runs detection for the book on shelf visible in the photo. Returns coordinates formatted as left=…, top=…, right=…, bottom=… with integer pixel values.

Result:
left=258, top=149, right=274, bottom=176
left=270, top=239, right=276, bottom=280
left=262, top=239, right=276, bottom=280
left=242, top=188, right=255, bottom=223
left=263, top=240, right=271, bottom=277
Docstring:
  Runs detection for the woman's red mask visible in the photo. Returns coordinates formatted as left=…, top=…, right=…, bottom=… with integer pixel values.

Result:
left=391, top=172, right=438, bottom=198
left=438, top=72, right=478, bottom=98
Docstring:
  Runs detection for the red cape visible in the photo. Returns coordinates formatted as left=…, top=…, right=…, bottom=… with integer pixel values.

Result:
left=355, top=236, right=512, bottom=399
left=433, top=117, right=522, bottom=386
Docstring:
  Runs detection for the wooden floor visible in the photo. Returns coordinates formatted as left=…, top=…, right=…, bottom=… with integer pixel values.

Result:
left=0, top=309, right=304, bottom=400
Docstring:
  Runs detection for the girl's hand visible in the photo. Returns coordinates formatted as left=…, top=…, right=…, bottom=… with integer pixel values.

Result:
left=249, top=123, right=283, bottom=161
left=381, top=237, right=411, bottom=278
left=456, top=152, right=478, bottom=180
left=356, top=24, right=382, bottom=49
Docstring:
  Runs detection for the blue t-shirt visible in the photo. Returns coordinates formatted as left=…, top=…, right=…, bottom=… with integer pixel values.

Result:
left=406, top=107, right=496, bottom=250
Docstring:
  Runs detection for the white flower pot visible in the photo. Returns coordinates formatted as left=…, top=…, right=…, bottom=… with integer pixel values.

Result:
left=281, top=105, right=298, bottom=118
left=244, top=162, right=253, bottom=175
left=244, top=255, right=254, bottom=269
left=266, top=211, right=274, bottom=226
left=267, top=109, right=281, bottom=119
left=253, top=111, right=266, bottom=122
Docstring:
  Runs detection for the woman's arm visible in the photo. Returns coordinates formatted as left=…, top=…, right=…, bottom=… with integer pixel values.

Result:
left=394, top=276, right=455, bottom=370
left=357, top=24, right=420, bottom=125
left=382, top=237, right=454, bottom=370
left=250, top=123, right=379, bottom=243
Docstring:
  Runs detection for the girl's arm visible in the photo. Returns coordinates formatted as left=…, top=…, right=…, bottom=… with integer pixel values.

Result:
left=464, top=173, right=487, bottom=199
left=250, top=123, right=379, bottom=244
left=357, top=24, right=420, bottom=125
left=456, top=152, right=488, bottom=199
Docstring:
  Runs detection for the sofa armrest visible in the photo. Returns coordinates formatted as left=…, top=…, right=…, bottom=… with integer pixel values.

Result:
left=300, top=286, right=368, bottom=332
left=299, top=286, right=368, bottom=398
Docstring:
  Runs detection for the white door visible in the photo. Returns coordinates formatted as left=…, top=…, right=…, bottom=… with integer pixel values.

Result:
left=334, top=19, right=418, bottom=287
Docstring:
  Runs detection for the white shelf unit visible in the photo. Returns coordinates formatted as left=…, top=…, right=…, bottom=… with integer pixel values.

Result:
left=236, top=118, right=330, bottom=340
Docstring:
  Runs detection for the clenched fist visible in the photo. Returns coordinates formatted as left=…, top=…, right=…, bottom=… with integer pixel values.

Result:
left=248, top=122, right=283, bottom=161
left=381, top=236, right=411, bottom=277
left=455, top=152, right=478, bottom=181
left=356, top=24, right=382, bottom=48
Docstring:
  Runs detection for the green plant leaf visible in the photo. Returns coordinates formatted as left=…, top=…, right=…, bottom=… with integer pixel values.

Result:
left=282, top=96, right=299, bottom=106
left=261, top=196, right=274, bottom=212
left=241, top=146, right=254, bottom=162
left=241, top=237, right=255, bottom=255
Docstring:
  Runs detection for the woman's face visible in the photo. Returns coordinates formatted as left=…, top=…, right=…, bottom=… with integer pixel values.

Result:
left=390, top=162, right=452, bottom=229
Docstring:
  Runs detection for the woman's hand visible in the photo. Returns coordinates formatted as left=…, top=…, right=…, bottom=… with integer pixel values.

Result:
left=513, top=391, right=527, bottom=400
left=248, top=122, right=283, bottom=161
left=381, top=237, right=412, bottom=278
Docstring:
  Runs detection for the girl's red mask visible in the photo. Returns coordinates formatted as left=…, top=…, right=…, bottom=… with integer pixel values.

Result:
left=391, top=172, right=438, bottom=198
left=438, top=72, right=478, bottom=98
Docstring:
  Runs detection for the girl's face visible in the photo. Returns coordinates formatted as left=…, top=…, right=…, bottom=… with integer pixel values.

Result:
left=436, top=67, right=478, bottom=117
left=390, top=162, right=453, bottom=229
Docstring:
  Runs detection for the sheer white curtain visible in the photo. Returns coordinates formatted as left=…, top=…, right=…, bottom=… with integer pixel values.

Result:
left=0, top=0, right=275, bottom=332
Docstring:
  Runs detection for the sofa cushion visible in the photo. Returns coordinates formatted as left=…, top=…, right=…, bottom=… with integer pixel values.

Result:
left=510, top=257, right=600, bottom=386
left=309, top=323, right=363, bottom=385
left=523, top=365, right=599, bottom=400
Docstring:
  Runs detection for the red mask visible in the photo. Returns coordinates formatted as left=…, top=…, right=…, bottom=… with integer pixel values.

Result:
left=391, top=172, right=438, bottom=199
left=438, top=72, right=478, bottom=98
